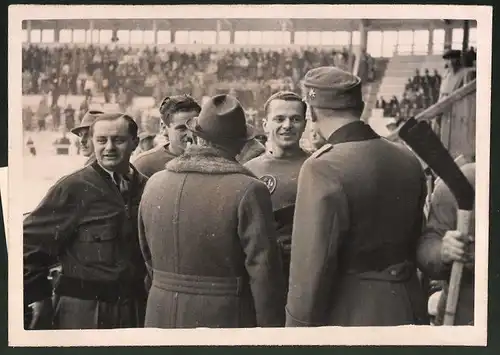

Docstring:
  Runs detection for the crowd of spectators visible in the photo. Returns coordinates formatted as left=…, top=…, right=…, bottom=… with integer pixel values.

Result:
left=22, top=43, right=380, bottom=134
left=375, top=46, right=477, bottom=125
left=22, top=44, right=355, bottom=104
left=376, top=68, right=443, bottom=121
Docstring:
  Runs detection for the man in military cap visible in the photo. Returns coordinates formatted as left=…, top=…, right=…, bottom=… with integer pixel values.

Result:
left=133, top=95, right=201, bottom=178
left=24, top=113, right=148, bottom=329
left=138, top=94, right=286, bottom=328
left=70, top=110, right=104, bottom=165
left=286, top=67, right=428, bottom=327
left=245, top=91, right=309, bottom=286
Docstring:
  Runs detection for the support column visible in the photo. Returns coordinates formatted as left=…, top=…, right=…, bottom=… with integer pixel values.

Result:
left=462, top=20, right=470, bottom=52
left=170, top=30, right=175, bottom=44
left=89, top=19, right=94, bottom=44
left=290, top=30, right=295, bottom=44
left=428, top=27, right=434, bottom=54
left=54, top=21, right=60, bottom=43
left=230, top=29, right=235, bottom=44
left=281, top=20, right=287, bottom=45
left=444, top=21, right=453, bottom=50
left=359, top=20, right=368, bottom=53
left=152, top=19, right=158, bottom=45
left=348, top=30, right=353, bottom=53
left=26, top=20, right=32, bottom=43
left=216, top=20, right=221, bottom=44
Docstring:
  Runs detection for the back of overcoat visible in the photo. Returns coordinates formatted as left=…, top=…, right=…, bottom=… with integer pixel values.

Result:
left=138, top=145, right=286, bottom=328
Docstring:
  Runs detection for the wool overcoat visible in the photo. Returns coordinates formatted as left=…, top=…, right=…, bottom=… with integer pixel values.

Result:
left=138, top=145, right=286, bottom=328
left=286, top=121, right=429, bottom=327
left=24, top=161, right=148, bottom=329
left=417, top=162, right=475, bottom=325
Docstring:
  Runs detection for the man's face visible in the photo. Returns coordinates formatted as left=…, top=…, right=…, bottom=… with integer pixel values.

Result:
left=92, top=118, right=138, bottom=172
left=309, top=122, right=327, bottom=150
left=165, top=110, right=198, bottom=154
left=264, top=99, right=306, bottom=149
left=77, top=128, right=93, bottom=157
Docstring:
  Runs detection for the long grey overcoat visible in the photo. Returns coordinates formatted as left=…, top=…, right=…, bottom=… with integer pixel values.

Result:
left=138, top=145, right=286, bottom=328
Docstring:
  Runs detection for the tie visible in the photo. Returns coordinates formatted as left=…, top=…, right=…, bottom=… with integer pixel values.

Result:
left=112, top=172, right=129, bottom=195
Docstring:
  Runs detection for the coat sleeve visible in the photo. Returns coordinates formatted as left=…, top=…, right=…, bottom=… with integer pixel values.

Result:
left=137, top=194, right=153, bottom=292
left=285, top=158, right=349, bottom=327
left=416, top=178, right=456, bottom=280
left=23, top=178, right=83, bottom=305
left=237, top=180, right=286, bottom=327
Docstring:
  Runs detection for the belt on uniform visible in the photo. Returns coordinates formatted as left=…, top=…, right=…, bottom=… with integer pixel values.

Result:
left=344, top=260, right=415, bottom=282
left=55, top=275, right=146, bottom=302
left=151, top=268, right=245, bottom=297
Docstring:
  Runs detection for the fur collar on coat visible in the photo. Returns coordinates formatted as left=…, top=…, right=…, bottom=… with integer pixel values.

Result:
left=166, top=145, right=256, bottom=178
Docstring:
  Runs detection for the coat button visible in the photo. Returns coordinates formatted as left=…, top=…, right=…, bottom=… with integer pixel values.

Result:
left=390, top=269, right=398, bottom=276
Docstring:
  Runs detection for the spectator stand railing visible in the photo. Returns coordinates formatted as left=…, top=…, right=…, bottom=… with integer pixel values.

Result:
left=386, top=79, right=476, bottom=161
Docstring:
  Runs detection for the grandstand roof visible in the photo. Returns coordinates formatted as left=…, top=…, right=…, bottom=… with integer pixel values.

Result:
left=23, top=18, right=476, bottom=32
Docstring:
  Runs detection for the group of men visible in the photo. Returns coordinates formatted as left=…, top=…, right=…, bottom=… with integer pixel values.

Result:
left=23, top=65, right=475, bottom=330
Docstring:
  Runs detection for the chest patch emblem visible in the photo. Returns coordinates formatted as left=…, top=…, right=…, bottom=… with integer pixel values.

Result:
left=260, top=175, right=277, bottom=194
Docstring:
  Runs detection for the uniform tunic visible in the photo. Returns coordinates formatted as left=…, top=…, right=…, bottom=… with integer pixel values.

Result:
left=236, top=138, right=265, bottom=164
left=244, top=150, right=309, bottom=283
left=132, top=143, right=177, bottom=178
left=417, top=163, right=475, bottom=325
left=24, top=161, right=148, bottom=329
left=286, top=121, right=428, bottom=327
left=138, top=145, right=286, bottom=328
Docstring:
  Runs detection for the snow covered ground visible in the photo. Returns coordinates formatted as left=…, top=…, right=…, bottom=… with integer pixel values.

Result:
left=23, top=131, right=87, bottom=213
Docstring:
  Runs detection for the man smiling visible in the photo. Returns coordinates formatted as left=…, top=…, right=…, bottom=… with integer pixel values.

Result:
left=133, top=95, right=201, bottom=177
left=244, top=91, right=309, bottom=286
left=24, top=113, right=149, bottom=330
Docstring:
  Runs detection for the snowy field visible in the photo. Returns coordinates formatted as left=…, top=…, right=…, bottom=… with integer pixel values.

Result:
left=23, top=130, right=87, bottom=213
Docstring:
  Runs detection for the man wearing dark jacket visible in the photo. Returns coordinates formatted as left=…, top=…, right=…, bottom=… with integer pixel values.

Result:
left=24, top=113, right=148, bottom=330
left=133, top=95, right=201, bottom=177
left=138, top=94, right=286, bottom=328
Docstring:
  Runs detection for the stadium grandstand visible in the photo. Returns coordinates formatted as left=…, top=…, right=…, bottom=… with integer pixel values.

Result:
left=21, top=18, right=476, bottom=142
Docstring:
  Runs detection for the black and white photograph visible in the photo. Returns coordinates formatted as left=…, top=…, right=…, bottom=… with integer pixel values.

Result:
left=7, top=4, right=491, bottom=347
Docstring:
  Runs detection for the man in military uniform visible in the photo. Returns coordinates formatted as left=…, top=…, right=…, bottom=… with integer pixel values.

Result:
left=70, top=110, right=104, bottom=165
left=133, top=95, right=201, bottom=178
left=24, top=113, right=148, bottom=329
left=286, top=67, right=428, bottom=327
left=417, top=162, right=475, bottom=325
left=245, top=91, right=309, bottom=285
left=138, top=94, right=286, bottom=328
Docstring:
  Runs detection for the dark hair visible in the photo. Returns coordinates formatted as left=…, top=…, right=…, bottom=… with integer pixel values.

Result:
left=89, top=113, right=139, bottom=138
left=264, top=91, right=307, bottom=117
left=159, top=95, right=201, bottom=125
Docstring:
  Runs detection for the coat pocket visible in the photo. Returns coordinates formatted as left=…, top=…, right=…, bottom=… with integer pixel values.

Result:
left=73, top=223, right=118, bottom=265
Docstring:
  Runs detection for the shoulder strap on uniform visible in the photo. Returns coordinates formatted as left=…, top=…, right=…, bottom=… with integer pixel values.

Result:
left=311, top=143, right=333, bottom=158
